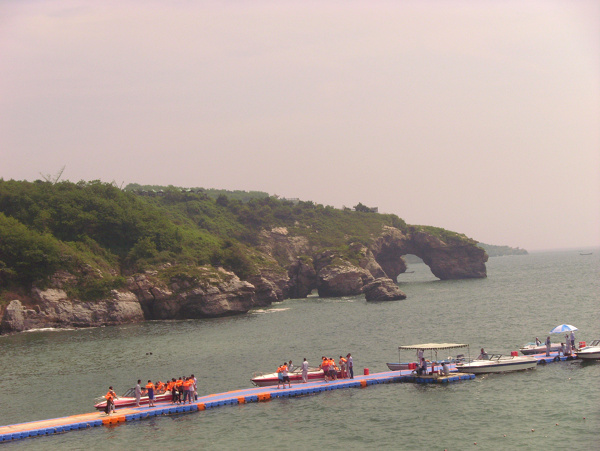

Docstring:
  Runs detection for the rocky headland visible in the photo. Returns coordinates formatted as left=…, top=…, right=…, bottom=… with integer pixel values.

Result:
left=1, top=225, right=487, bottom=334
left=0, top=180, right=488, bottom=334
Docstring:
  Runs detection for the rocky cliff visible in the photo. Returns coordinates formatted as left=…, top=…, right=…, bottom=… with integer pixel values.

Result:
left=0, top=225, right=487, bottom=333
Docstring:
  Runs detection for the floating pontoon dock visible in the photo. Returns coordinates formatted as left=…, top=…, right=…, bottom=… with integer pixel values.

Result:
left=0, top=350, right=576, bottom=443
left=0, top=367, right=473, bottom=443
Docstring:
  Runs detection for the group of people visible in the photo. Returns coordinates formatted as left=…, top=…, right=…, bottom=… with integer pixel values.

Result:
left=414, top=348, right=450, bottom=376
left=275, top=353, right=354, bottom=388
left=541, top=331, right=576, bottom=357
left=104, top=374, right=198, bottom=415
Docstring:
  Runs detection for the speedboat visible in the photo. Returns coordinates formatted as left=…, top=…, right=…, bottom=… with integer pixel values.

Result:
left=251, top=366, right=342, bottom=386
left=519, top=342, right=561, bottom=355
left=576, top=340, right=600, bottom=360
left=457, top=354, right=537, bottom=374
left=94, top=387, right=172, bottom=410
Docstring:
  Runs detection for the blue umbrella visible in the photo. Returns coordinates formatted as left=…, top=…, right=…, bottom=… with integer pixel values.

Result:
left=549, top=324, right=578, bottom=334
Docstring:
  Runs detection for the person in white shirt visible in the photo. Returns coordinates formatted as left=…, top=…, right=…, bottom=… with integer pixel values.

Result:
left=301, top=358, right=309, bottom=383
left=346, top=353, right=354, bottom=379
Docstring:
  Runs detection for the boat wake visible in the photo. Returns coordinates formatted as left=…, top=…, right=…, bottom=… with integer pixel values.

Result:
left=251, top=308, right=290, bottom=314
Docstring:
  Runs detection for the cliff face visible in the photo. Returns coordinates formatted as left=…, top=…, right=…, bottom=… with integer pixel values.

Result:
left=0, top=225, right=487, bottom=333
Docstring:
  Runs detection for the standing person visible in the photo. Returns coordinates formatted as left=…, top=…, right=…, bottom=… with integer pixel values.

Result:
left=535, top=337, right=541, bottom=346
left=301, top=358, right=309, bottom=383
left=339, top=355, right=347, bottom=378
left=328, top=357, right=337, bottom=380
left=320, top=357, right=329, bottom=382
left=417, top=348, right=424, bottom=361
left=191, top=374, right=198, bottom=400
left=146, top=380, right=155, bottom=407
left=570, top=331, right=576, bottom=350
left=167, top=378, right=177, bottom=404
left=281, top=362, right=291, bottom=388
left=288, top=360, right=294, bottom=372
left=347, top=353, right=353, bottom=379
left=565, top=335, right=572, bottom=356
left=104, top=386, right=117, bottom=415
left=277, top=364, right=284, bottom=389
left=545, top=336, right=551, bottom=356
left=135, top=380, right=142, bottom=407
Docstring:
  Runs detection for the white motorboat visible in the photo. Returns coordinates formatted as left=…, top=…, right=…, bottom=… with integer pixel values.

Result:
left=519, top=342, right=561, bottom=355
left=576, top=340, right=600, bottom=360
left=456, top=354, right=537, bottom=374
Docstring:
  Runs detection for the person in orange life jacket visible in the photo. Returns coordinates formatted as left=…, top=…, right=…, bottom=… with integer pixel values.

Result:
left=104, top=386, right=117, bottom=415
left=146, top=380, right=155, bottom=407
left=176, top=377, right=184, bottom=403
left=339, top=356, right=347, bottom=378
left=276, top=364, right=284, bottom=389
left=320, top=357, right=329, bottom=382
left=183, top=377, right=194, bottom=404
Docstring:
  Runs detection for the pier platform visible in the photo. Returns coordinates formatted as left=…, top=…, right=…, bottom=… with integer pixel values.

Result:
left=0, top=368, right=474, bottom=443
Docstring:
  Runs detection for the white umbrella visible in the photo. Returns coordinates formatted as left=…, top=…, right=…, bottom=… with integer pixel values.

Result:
left=549, top=324, right=578, bottom=334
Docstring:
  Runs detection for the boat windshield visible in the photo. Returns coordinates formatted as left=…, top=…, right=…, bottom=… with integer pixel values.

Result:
left=121, top=387, right=135, bottom=397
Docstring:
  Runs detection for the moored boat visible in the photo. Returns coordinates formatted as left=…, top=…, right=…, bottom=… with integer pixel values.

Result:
left=457, top=354, right=537, bottom=374
left=576, top=340, right=600, bottom=360
left=94, top=387, right=172, bottom=410
left=251, top=366, right=342, bottom=386
left=388, top=343, right=469, bottom=373
left=519, top=342, right=561, bottom=355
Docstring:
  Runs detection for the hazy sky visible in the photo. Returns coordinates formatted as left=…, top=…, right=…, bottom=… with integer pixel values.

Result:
left=1, top=0, right=599, bottom=251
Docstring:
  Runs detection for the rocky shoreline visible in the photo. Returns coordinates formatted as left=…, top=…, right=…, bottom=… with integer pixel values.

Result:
left=1, top=226, right=487, bottom=334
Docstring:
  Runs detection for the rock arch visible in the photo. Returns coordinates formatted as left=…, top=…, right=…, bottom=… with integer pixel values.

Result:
left=370, top=227, right=487, bottom=281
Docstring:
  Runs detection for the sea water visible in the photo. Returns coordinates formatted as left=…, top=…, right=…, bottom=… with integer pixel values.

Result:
left=0, top=250, right=598, bottom=450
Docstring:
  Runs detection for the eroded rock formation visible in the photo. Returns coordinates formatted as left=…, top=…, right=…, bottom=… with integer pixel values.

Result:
left=0, top=225, right=488, bottom=333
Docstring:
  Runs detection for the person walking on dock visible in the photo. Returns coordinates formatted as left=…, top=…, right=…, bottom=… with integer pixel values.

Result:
left=104, top=387, right=117, bottom=415
left=301, top=358, right=309, bottom=383
left=545, top=336, right=551, bottom=356
left=135, top=380, right=142, bottom=407
left=347, top=353, right=353, bottom=379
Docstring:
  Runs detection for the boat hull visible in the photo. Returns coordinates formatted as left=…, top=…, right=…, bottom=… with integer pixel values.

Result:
left=457, top=356, right=538, bottom=374
left=94, top=391, right=172, bottom=410
left=519, top=344, right=561, bottom=355
left=576, top=349, right=600, bottom=360
left=386, top=362, right=412, bottom=371
left=252, top=369, right=343, bottom=386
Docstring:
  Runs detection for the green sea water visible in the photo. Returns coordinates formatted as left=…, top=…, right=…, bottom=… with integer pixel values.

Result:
left=1, top=249, right=598, bottom=450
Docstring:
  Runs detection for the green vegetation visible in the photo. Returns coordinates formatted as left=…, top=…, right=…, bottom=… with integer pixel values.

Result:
left=0, top=179, right=475, bottom=302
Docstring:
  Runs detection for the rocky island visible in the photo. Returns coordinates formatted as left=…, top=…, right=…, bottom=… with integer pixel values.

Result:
left=0, top=180, right=487, bottom=334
